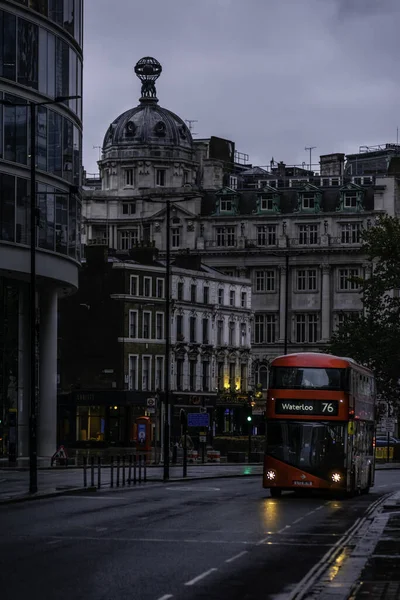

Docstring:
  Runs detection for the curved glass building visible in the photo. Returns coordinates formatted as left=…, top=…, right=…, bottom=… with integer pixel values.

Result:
left=0, top=0, right=83, bottom=460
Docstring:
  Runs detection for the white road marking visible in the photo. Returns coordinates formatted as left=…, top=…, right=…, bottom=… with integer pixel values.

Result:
left=157, top=595, right=173, bottom=600
left=256, top=537, right=270, bottom=546
left=95, top=527, right=108, bottom=532
left=292, top=517, right=304, bottom=524
left=45, top=535, right=252, bottom=545
left=277, top=525, right=291, bottom=533
left=166, top=486, right=220, bottom=491
left=225, top=551, right=248, bottom=563
left=184, top=568, right=218, bottom=586
left=67, top=496, right=127, bottom=500
left=47, top=540, right=62, bottom=545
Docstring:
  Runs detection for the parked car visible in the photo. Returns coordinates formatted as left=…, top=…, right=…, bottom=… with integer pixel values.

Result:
left=375, top=436, right=400, bottom=447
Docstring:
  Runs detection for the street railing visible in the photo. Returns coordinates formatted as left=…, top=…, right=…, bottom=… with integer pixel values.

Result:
left=83, top=454, right=147, bottom=489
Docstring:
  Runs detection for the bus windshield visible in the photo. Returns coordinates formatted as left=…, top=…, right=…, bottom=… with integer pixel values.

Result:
left=270, top=366, right=346, bottom=390
left=266, top=421, right=346, bottom=472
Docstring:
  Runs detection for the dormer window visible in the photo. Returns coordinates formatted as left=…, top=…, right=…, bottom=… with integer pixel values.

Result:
left=337, top=183, right=364, bottom=212
left=261, top=195, right=273, bottom=211
left=125, top=121, right=136, bottom=136
left=255, top=185, right=281, bottom=214
left=295, top=184, right=321, bottom=213
left=154, top=121, right=166, bottom=136
left=213, top=187, right=239, bottom=215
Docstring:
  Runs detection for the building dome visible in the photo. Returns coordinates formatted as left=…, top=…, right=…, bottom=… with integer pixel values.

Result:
left=102, top=57, right=193, bottom=156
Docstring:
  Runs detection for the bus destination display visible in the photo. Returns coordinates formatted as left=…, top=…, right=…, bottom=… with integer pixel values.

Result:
left=275, top=399, right=339, bottom=416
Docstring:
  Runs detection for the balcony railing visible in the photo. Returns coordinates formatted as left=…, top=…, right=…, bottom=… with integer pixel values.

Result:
left=329, top=236, right=362, bottom=246
left=205, top=240, right=238, bottom=249
left=245, top=239, right=279, bottom=249
left=288, top=237, right=321, bottom=247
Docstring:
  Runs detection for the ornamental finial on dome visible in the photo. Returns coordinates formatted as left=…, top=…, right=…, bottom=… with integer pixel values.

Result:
left=134, top=57, right=162, bottom=104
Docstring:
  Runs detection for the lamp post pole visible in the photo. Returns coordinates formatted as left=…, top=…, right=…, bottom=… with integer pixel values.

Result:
left=163, top=197, right=171, bottom=481
left=29, top=100, right=38, bottom=493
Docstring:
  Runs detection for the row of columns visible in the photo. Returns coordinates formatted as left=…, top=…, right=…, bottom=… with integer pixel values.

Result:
left=17, top=285, right=58, bottom=458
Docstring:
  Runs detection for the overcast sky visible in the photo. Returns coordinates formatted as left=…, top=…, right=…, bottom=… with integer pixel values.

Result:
left=83, top=0, right=400, bottom=174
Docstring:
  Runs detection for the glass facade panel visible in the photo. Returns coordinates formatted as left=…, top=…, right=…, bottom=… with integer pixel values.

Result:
left=48, top=110, right=62, bottom=176
left=63, top=0, right=74, bottom=36
left=30, top=0, right=49, bottom=14
left=16, top=177, right=30, bottom=245
left=63, top=118, right=73, bottom=181
left=37, top=184, right=55, bottom=250
left=47, top=32, right=55, bottom=97
left=37, top=106, right=47, bottom=171
left=0, top=173, right=16, bottom=242
left=4, top=94, right=28, bottom=165
left=68, top=194, right=76, bottom=258
left=73, top=125, right=81, bottom=186
left=18, top=19, right=39, bottom=89
left=0, top=11, right=17, bottom=81
left=38, top=27, right=48, bottom=94
left=68, top=47, right=77, bottom=113
left=49, top=0, right=63, bottom=25
left=55, top=192, right=68, bottom=254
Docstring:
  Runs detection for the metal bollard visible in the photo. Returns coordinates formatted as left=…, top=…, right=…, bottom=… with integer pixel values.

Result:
left=133, top=454, right=137, bottom=484
left=143, top=455, right=147, bottom=482
left=122, top=455, right=126, bottom=487
left=83, top=455, right=87, bottom=488
left=97, top=455, right=101, bottom=489
left=128, top=455, right=132, bottom=485
left=90, top=456, right=95, bottom=487
left=139, top=454, right=142, bottom=484
left=110, top=455, right=114, bottom=488
left=116, top=455, right=120, bottom=487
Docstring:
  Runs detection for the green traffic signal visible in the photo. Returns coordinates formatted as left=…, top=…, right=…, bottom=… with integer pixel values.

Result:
left=247, top=415, right=252, bottom=422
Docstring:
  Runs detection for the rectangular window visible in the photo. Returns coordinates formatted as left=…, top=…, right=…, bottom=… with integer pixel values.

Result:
left=189, top=316, right=196, bottom=343
left=228, top=321, right=235, bottom=346
left=18, top=18, right=39, bottom=89
left=202, top=318, right=209, bottom=344
left=229, top=363, right=236, bottom=391
left=122, top=202, right=136, bottom=215
left=296, top=269, right=317, bottom=291
left=176, top=314, right=183, bottom=339
left=338, top=268, right=360, bottom=291
left=0, top=11, right=17, bottom=81
left=260, top=195, right=273, bottom=211
left=120, top=229, right=139, bottom=250
left=218, top=288, right=224, bottom=305
left=295, top=314, right=319, bottom=343
left=125, top=169, right=134, bottom=186
left=298, top=224, right=319, bottom=245
left=156, top=312, right=164, bottom=339
left=129, top=355, right=138, bottom=390
left=202, top=362, right=210, bottom=391
left=254, top=315, right=264, bottom=343
left=240, top=322, right=247, bottom=346
left=240, top=364, right=247, bottom=392
left=130, top=275, right=138, bottom=296
left=344, top=193, right=357, bottom=208
left=302, top=193, right=315, bottom=210
left=176, top=359, right=184, bottom=391
left=142, top=356, right=151, bottom=391
left=203, top=286, right=209, bottom=304
left=256, top=225, right=276, bottom=246
left=241, top=292, right=247, bottom=308
left=177, top=281, right=184, bottom=300
left=129, top=310, right=138, bottom=338
left=191, top=284, right=197, bottom=303
left=216, top=226, right=235, bottom=247
left=217, top=362, right=224, bottom=391
left=341, top=223, right=362, bottom=244
left=256, top=271, right=265, bottom=292
left=156, top=169, right=166, bottom=186
left=142, top=311, right=151, bottom=339
left=156, top=278, right=164, bottom=298
left=266, top=270, right=275, bottom=291
left=171, top=228, right=180, bottom=247
left=189, top=361, right=196, bottom=391
left=265, top=315, right=276, bottom=343
left=229, top=290, right=235, bottom=306
left=220, top=198, right=232, bottom=211
left=155, top=356, right=164, bottom=391
left=143, top=277, right=152, bottom=297
left=217, top=320, right=224, bottom=345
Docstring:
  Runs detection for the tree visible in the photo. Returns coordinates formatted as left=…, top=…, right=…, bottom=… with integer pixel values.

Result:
left=328, top=215, right=400, bottom=410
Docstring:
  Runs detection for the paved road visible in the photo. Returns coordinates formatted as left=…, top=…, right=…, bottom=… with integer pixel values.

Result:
left=0, top=464, right=262, bottom=499
left=1, top=471, right=399, bottom=600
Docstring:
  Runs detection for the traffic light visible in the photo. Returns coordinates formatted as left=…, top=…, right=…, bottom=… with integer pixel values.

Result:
left=244, top=402, right=252, bottom=422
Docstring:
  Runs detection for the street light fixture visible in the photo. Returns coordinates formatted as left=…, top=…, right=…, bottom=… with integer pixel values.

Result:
left=0, top=94, right=80, bottom=494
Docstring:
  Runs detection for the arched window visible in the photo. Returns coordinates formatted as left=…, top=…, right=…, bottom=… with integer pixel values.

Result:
left=259, top=365, right=269, bottom=390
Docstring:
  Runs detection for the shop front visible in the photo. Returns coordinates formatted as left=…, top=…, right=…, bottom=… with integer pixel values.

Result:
left=57, top=390, right=160, bottom=450
left=215, top=391, right=250, bottom=435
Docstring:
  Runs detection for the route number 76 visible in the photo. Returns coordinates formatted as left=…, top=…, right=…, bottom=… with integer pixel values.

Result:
left=322, top=402, right=335, bottom=413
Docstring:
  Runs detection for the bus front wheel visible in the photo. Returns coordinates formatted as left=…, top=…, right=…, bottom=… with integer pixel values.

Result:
left=270, top=488, right=282, bottom=498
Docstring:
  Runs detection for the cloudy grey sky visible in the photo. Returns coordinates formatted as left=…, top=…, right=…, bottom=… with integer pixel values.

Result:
left=83, top=0, right=400, bottom=174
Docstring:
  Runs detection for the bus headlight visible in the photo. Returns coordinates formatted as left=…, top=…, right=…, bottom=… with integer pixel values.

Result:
left=266, top=469, right=277, bottom=481
left=331, top=472, right=342, bottom=483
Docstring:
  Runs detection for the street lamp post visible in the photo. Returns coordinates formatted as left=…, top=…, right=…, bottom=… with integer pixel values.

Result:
left=163, top=197, right=171, bottom=481
left=0, top=95, right=80, bottom=494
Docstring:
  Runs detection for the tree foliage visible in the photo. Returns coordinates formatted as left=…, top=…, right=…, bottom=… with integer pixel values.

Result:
left=328, top=215, right=400, bottom=408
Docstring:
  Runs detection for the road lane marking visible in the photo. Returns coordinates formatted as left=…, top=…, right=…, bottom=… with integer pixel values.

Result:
left=184, top=568, right=218, bottom=586
left=256, top=537, right=270, bottom=546
left=225, top=551, right=248, bottom=563
left=95, top=527, right=108, bottom=532
left=166, top=486, right=220, bottom=491
left=67, top=496, right=127, bottom=500
left=47, top=540, right=62, bottom=545
left=157, top=595, right=173, bottom=600
left=277, top=525, right=291, bottom=533
left=292, top=517, right=304, bottom=524
left=44, top=535, right=252, bottom=545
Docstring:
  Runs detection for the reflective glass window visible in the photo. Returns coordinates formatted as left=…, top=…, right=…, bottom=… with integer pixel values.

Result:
left=68, top=47, right=77, bottom=113
left=63, top=118, right=73, bottom=182
left=76, top=200, right=81, bottom=261
left=38, top=28, right=48, bottom=94
left=55, top=38, right=69, bottom=101
left=4, top=94, right=28, bottom=165
left=68, top=194, right=76, bottom=258
left=0, top=11, right=17, bottom=81
left=29, top=0, right=48, bottom=14
left=74, top=0, right=83, bottom=45
left=0, top=92, right=3, bottom=159
left=18, top=19, right=39, bottom=89
left=55, top=192, right=68, bottom=254
left=76, top=56, right=82, bottom=119
left=0, top=173, right=16, bottom=242
left=37, top=106, right=47, bottom=171
left=72, top=125, right=81, bottom=186
left=38, top=184, right=55, bottom=250
left=63, top=0, right=74, bottom=36
left=49, top=0, right=63, bottom=25
left=16, top=177, right=30, bottom=245
left=47, top=32, right=55, bottom=97
left=48, top=110, right=62, bottom=177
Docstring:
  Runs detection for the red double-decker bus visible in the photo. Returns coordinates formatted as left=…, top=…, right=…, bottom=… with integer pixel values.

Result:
left=263, top=353, right=376, bottom=497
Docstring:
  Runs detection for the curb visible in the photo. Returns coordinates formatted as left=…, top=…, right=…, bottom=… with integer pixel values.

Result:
left=0, top=486, right=97, bottom=506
